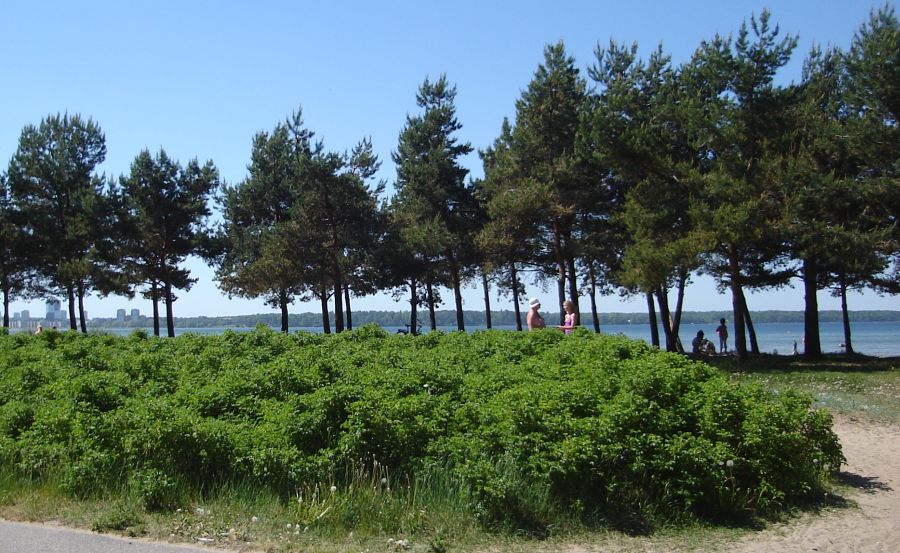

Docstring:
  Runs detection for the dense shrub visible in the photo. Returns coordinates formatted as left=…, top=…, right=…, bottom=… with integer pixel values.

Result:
left=0, top=326, right=843, bottom=529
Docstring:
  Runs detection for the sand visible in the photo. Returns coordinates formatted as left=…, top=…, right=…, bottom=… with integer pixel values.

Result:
left=721, top=418, right=900, bottom=553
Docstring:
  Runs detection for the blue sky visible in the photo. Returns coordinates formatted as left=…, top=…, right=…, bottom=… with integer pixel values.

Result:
left=3, top=1, right=898, bottom=318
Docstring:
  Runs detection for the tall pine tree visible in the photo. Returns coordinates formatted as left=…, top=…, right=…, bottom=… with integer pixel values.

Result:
left=393, top=75, right=475, bottom=331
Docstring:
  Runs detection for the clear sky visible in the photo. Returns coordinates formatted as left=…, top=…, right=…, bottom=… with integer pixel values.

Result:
left=2, top=1, right=898, bottom=319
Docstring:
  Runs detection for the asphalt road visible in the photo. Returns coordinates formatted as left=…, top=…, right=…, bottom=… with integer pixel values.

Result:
left=0, top=520, right=230, bottom=553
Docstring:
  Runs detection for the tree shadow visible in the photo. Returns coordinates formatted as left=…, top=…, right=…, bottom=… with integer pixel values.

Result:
left=704, top=354, right=900, bottom=374
left=836, top=471, right=893, bottom=493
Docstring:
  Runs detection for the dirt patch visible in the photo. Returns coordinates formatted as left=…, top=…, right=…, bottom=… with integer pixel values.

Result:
left=720, top=418, right=900, bottom=553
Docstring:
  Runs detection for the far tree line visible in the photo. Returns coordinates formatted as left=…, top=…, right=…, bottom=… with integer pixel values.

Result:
left=1, top=8, right=897, bottom=360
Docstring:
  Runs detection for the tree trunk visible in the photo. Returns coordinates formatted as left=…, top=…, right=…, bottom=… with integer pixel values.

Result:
left=727, top=243, right=748, bottom=360
left=447, top=251, right=465, bottom=331
left=481, top=269, right=492, bottom=329
left=509, top=261, right=523, bottom=331
left=408, top=279, right=418, bottom=334
left=67, top=285, right=77, bottom=331
left=556, top=270, right=566, bottom=326
left=344, top=283, right=353, bottom=331
left=424, top=279, right=437, bottom=331
left=151, top=280, right=160, bottom=337
left=77, top=281, right=87, bottom=334
left=333, top=268, right=344, bottom=333
left=802, top=258, right=822, bottom=357
left=655, top=286, right=676, bottom=352
left=164, top=280, right=175, bottom=338
left=565, top=252, right=579, bottom=314
left=740, top=296, right=760, bottom=355
left=839, top=277, right=854, bottom=354
left=588, top=263, right=600, bottom=332
left=2, top=287, right=8, bottom=328
left=320, top=286, right=331, bottom=334
left=672, top=269, right=687, bottom=353
left=279, top=288, right=289, bottom=333
left=646, top=292, right=660, bottom=348
left=553, top=225, right=566, bottom=325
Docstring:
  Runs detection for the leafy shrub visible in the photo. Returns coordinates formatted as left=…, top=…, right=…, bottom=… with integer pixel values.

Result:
left=92, top=503, right=145, bottom=534
left=130, top=468, right=182, bottom=511
left=0, top=326, right=843, bottom=530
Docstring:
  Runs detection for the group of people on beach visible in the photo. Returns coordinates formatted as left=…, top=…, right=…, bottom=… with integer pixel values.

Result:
left=526, top=301, right=733, bottom=355
left=692, top=318, right=729, bottom=355
left=526, top=298, right=578, bottom=333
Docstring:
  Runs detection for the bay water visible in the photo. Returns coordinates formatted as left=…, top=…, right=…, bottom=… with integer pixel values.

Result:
left=79, top=320, right=899, bottom=357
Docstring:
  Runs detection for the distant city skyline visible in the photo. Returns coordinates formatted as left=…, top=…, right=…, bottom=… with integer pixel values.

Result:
left=3, top=1, right=898, bottom=320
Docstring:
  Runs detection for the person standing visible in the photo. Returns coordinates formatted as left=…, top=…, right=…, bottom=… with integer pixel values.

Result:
left=716, top=318, right=729, bottom=353
left=557, top=300, right=578, bottom=334
left=526, top=298, right=545, bottom=330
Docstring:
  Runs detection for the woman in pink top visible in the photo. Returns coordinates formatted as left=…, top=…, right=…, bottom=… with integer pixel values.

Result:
left=558, top=300, right=578, bottom=334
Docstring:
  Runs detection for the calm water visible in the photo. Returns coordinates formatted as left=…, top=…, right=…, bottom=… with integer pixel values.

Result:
left=57, top=320, right=900, bottom=357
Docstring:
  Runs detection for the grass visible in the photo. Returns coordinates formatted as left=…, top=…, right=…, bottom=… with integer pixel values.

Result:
left=1, top=353, right=897, bottom=552
left=708, top=354, right=900, bottom=424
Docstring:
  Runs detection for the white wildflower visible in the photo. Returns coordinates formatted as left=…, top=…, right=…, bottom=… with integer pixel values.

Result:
left=330, top=485, right=338, bottom=494
left=251, top=516, right=258, bottom=523
left=726, top=460, right=734, bottom=468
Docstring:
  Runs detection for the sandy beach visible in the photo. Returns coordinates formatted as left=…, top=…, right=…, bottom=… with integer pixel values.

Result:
left=721, top=418, right=900, bottom=553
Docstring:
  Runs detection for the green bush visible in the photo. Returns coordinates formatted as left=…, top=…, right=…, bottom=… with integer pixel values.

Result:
left=0, top=325, right=844, bottom=530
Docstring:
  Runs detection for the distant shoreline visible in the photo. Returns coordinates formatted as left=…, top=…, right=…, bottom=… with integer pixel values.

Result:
left=77, top=309, right=900, bottom=329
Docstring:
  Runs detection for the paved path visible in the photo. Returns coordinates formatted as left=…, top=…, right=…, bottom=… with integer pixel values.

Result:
left=0, top=520, right=229, bottom=553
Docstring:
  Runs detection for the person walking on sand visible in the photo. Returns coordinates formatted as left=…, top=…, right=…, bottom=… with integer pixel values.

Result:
left=557, top=300, right=578, bottom=334
left=527, top=298, right=545, bottom=330
left=715, top=318, right=729, bottom=353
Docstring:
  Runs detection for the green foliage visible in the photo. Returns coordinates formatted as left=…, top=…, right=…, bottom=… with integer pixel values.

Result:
left=91, top=502, right=145, bottom=534
left=391, top=75, right=476, bottom=330
left=119, top=148, right=220, bottom=337
left=6, top=113, right=117, bottom=331
left=0, top=327, right=844, bottom=532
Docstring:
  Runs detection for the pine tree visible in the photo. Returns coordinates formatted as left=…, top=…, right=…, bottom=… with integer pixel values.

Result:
left=213, top=117, right=310, bottom=332
left=509, top=42, right=588, bottom=324
left=586, top=42, right=704, bottom=350
left=688, top=11, right=799, bottom=360
left=0, top=173, right=31, bottom=327
left=120, top=149, right=219, bottom=337
left=6, top=114, right=113, bottom=332
left=392, top=75, right=475, bottom=331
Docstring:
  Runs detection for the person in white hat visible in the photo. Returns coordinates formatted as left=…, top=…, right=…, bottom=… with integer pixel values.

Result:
left=527, top=297, right=545, bottom=330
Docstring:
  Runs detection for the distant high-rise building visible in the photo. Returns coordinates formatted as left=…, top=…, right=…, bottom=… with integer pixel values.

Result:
left=117, top=309, right=127, bottom=322
left=21, top=310, right=30, bottom=320
left=45, top=299, right=66, bottom=321
left=131, top=308, right=140, bottom=319
left=12, top=312, right=20, bottom=320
